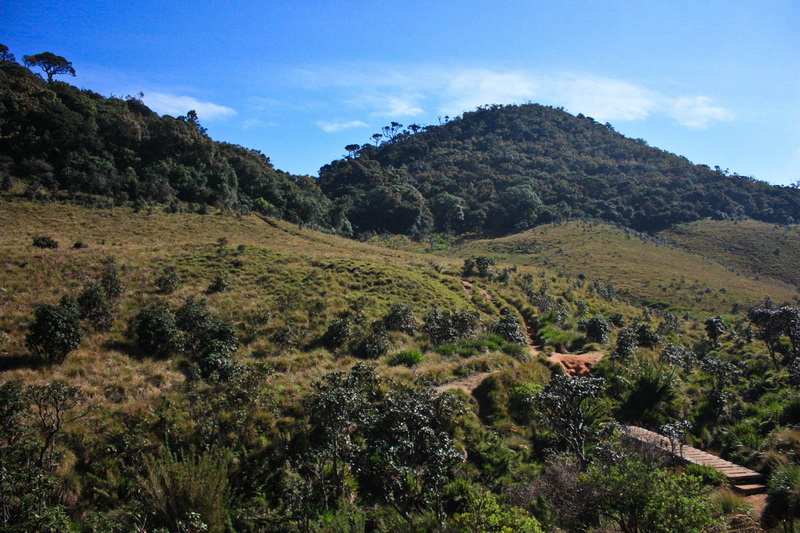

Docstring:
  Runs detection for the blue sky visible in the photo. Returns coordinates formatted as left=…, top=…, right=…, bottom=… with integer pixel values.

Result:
left=3, top=0, right=799, bottom=184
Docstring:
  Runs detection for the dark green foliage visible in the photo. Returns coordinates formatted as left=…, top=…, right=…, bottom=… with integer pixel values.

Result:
left=77, top=282, right=115, bottom=331
left=207, top=274, right=230, bottom=294
left=31, top=235, right=58, bottom=248
left=0, top=61, right=348, bottom=232
left=140, top=447, right=231, bottom=533
left=71, top=240, right=88, bottom=249
left=491, top=308, right=527, bottom=345
left=100, top=258, right=124, bottom=300
left=175, top=298, right=238, bottom=381
left=131, top=301, right=182, bottom=358
left=463, top=256, right=496, bottom=278
left=155, top=266, right=180, bottom=294
left=617, top=363, right=676, bottom=426
left=352, top=323, right=390, bottom=359
left=586, top=454, right=715, bottom=533
left=0, top=380, right=78, bottom=532
left=322, top=316, right=353, bottom=349
left=389, top=349, right=425, bottom=367
left=704, top=315, right=727, bottom=345
left=659, top=343, right=696, bottom=370
left=320, top=103, right=800, bottom=237
left=382, top=303, right=418, bottom=334
left=23, top=51, right=75, bottom=82
left=634, top=322, right=661, bottom=348
left=25, top=297, right=84, bottom=363
left=424, top=309, right=479, bottom=346
left=584, top=315, right=611, bottom=344
left=530, top=375, right=607, bottom=465
left=611, top=325, right=639, bottom=364
left=767, top=463, right=800, bottom=528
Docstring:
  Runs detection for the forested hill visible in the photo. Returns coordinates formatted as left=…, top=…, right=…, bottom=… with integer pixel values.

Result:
left=0, top=59, right=350, bottom=234
left=319, top=103, right=800, bottom=236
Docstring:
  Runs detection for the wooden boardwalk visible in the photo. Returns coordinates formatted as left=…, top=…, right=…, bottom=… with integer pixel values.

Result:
left=625, top=425, right=766, bottom=495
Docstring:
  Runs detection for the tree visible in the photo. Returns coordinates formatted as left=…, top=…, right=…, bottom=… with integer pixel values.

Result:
left=132, top=302, right=182, bottom=358
left=77, top=282, right=116, bottom=331
left=530, top=375, right=607, bottom=465
left=586, top=455, right=715, bottom=533
left=451, top=492, right=543, bottom=533
left=0, top=43, right=15, bottom=62
left=704, top=316, right=726, bottom=346
left=584, top=316, right=610, bottom=344
left=361, top=386, right=464, bottom=522
left=23, top=52, right=76, bottom=82
left=25, top=298, right=84, bottom=363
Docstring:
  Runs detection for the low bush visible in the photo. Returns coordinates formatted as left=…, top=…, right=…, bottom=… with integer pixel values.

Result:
left=389, top=349, right=425, bottom=367
left=32, top=235, right=58, bottom=248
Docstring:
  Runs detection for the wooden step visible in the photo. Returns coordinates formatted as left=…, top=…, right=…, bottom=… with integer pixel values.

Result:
left=732, top=483, right=767, bottom=496
left=727, top=472, right=764, bottom=484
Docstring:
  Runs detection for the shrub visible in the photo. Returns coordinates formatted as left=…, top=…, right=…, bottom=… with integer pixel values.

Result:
left=425, top=309, right=478, bottom=346
left=155, top=266, right=180, bottom=294
left=26, top=297, right=84, bottom=363
left=100, top=259, right=124, bottom=300
left=389, top=349, right=425, bottom=367
left=32, top=235, right=58, bottom=248
left=321, top=316, right=353, bottom=349
left=584, top=316, right=610, bottom=344
left=383, top=303, right=418, bottom=334
left=140, top=447, right=231, bottom=533
left=491, top=308, right=527, bottom=345
left=451, top=492, right=543, bottom=533
left=71, top=241, right=88, bottom=249
left=352, top=324, right=390, bottom=359
left=132, top=302, right=182, bottom=358
left=77, top=282, right=115, bottom=331
left=207, top=274, right=230, bottom=294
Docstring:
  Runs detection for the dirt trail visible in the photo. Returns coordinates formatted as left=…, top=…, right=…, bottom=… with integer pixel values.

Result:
left=461, top=280, right=495, bottom=303
left=435, top=371, right=500, bottom=394
left=435, top=281, right=604, bottom=397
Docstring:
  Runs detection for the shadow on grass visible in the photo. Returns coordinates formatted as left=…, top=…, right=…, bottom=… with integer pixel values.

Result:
left=0, top=352, right=46, bottom=372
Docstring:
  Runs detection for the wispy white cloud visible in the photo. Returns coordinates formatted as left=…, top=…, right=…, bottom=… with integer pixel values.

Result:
left=440, top=69, right=539, bottom=116
left=670, top=96, right=734, bottom=129
left=551, top=76, right=658, bottom=122
left=316, top=120, right=369, bottom=133
left=144, top=92, right=237, bottom=120
left=297, top=64, right=733, bottom=130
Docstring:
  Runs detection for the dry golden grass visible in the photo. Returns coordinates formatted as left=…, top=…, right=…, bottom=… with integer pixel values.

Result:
left=447, top=220, right=798, bottom=315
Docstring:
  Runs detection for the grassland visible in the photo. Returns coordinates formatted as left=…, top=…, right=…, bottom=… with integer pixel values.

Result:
left=444, top=220, right=799, bottom=315
left=664, top=219, right=800, bottom=288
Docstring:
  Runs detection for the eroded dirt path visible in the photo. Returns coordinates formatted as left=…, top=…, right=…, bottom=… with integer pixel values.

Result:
left=438, top=280, right=604, bottom=395
left=435, top=371, right=500, bottom=394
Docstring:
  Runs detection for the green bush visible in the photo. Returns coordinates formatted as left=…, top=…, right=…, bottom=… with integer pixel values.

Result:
left=100, top=258, right=124, bottom=299
left=155, top=266, right=180, bottom=294
left=32, top=235, right=58, bottom=248
left=207, top=274, right=230, bottom=294
left=389, top=349, right=425, bottom=367
left=26, top=297, right=84, bottom=363
left=132, top=302, right=182, bottom=358
left=77, top=282, right=115, bottom=331
left=322, top=316, right=353, bottom=349
left=383, top=303, right=418, bottom=334
left=352, top=325, right=390, bottom=359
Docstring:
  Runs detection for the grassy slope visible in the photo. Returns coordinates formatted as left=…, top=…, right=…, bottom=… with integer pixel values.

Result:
left=664, top=219, right=800, bottom=288
left=0, top=199, right=482, bottom=405
left=445, top=220, right=798, bottom=315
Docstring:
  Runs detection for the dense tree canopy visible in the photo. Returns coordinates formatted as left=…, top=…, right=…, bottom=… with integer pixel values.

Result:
left=0, top=53, right=349, bottom=234
left=320, top=104, right=800, bottom=236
